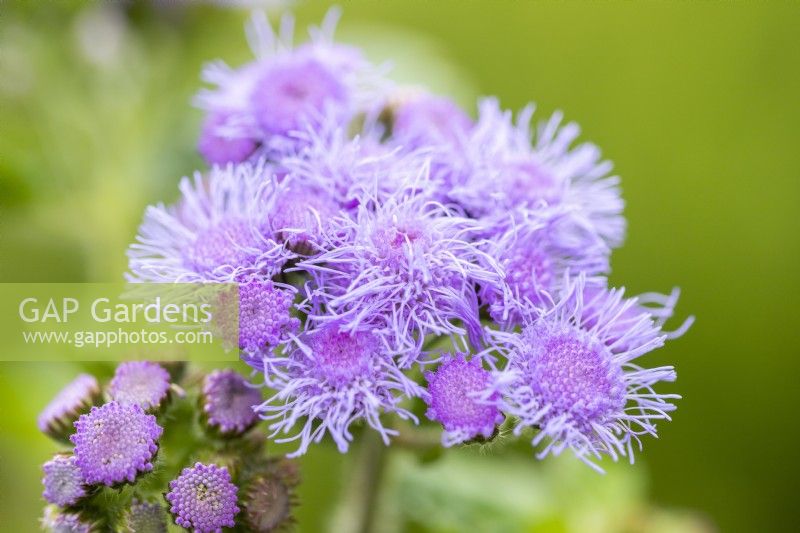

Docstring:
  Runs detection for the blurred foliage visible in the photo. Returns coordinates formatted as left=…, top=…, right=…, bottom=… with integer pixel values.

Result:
left=1, top=1, right=799, bottom=532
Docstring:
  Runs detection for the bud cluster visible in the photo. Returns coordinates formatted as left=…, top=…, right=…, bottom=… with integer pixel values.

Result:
left=38, top=362, right=299, bottom=532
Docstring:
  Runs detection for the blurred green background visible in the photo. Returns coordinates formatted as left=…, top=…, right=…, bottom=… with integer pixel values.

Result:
left=1, top=1, right=798, bottom=531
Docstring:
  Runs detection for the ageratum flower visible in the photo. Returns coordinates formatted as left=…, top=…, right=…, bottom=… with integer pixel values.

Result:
left=382, top=90, right=475, bottom=201
left=298, top=191, right=502, bottom=359
left=41, top=506, right=98, bottom=533
left=202, top=369, right=263, bottom=435
left=265, top=178, right=340, bottom=254
left=197, top=109, right=260, bottom=166
left=71, top=402, right=162, bottom=486
left=127, top=161, right=290, bottom=283
left=237, top=280, right=301, bottom=360
left=38, top=374, right=100, bottom=439
left=123, top=499, right=168, bottom=533
left=424, top=354, right=504, bottom=446
left=391, top=92, right=474, bottom=150
left=479, top=212, right=609, bottom=325
left=108, top=361, right=171, bottom=410
left=581, top=285, right=695, bottom=352
left=278, top=116, right=434, bottom=209
left=256, top=322, right=424, bottom=456
left=493, top=276, right=685, bottom=472
left=195, top=8, right=387, bottom=163
left=165, top=463, right=239, bottom=533
left=440, top=98, right=625, bottom=248
left=42, top=454, right=87, bottom=507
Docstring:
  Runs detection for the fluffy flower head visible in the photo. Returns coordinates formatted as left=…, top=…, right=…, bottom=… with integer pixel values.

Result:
left=495, top=277, right=683, bottom=471
left=195, top=9, right=387, bottom=162
left=41, top=507, right=96, bottom=533
left=198, top=109, right=259, bottom=165
left=391, top=92, right=473, bottom=149
left=299, top=192, right=501, bottom=358
left=479, top=213, right=609, bottom=324
left=127, top=162, right=288, bottom=283
left=256, top=322, right=423, bottom=455
left=439, top=99, right=625, bottom=247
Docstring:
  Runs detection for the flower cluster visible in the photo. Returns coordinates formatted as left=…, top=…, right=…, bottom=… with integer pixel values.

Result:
left=127, top=9, right=692, bottom=472
left=38, top=363, right=299, bottom=532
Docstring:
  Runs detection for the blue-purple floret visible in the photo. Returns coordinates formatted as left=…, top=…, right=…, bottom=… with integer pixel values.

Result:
left=298, top=191, right=502, bottom=361
left=38, top=374, right=99, bottom=434
left=202, top=369, right=262, bottom=435
left=491, top=276, right=681, bottom=472
left=127, top=161, right=290, bottom=283
left=237, top=280, right=300, bottom=356
left=42, top=455, right=87, bottom=507
left=478, top=212, right=610, bottom=325
left=70, top=402, right=162, bottom=486
left=108, top=361, right=171, bottom=410
left=194, top=8, right=383, bottom=162
left=256, top=322, right=424, bottom=456
left=165, top=462, right=239, bottom=533
left=424, top=354, right=503, bottom=446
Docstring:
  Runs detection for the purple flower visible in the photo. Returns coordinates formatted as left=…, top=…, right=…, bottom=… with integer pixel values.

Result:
left=581, top=285, right=695, bottom=351
left=256, top=322, right=424, bottom=456
left=298, top=191, right=502, bottom=359
left=479, top=212, right=610, bottom=325
left=250, top=57, right=346, bottom=136
left=202, top=369, right=263, bottom=435
left=165, top=463, right=239, bottom=533
left=266, top=180, right=339, bottom=254
left=237, top=280, right=300, bottom=358
left=277, top=117, right=433, bottom=209
left=42, top=455, right=86, bottom=507
left=124, top=499, right=168, bottom=533
left=198, top=110, right=259, bottom=165
left=424, top=354, right=503, bottom=446
left=493, top=276, right=685, bottom=472
left=38, top=374, right=100, bottom=438
left=195, top=9, right=386, bottom=162
left=71, top=402, right=162, bottom=486
left=436, top=98, right=625, bottom=248
left=392, top=92, right=473, bottom=149
left=127, top=161, right=290, bottom=283
left=108, top=361, right=171, bottom=410
left=41, top=507, right=96, bottom=533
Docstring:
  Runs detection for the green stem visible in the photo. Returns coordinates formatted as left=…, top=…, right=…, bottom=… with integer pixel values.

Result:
left=333, top=432, right=388, bottom=533
left=356, top=432, right=387, bottom=533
